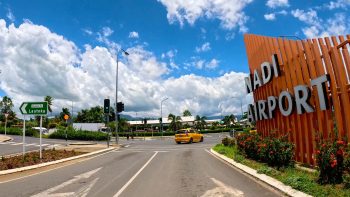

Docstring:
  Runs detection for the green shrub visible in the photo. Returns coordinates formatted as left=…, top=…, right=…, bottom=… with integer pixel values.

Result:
left=222, top=137, right=235, bottom=147
left=236, top=132, right=294, bottom=168
left=49, top=127, right=107, bottom=141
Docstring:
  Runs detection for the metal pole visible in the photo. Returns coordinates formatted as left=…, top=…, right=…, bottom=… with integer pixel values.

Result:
left=116, top=51, right=119, bottom=145
left=65, top=119, right=68, bottom=146
left=22, top=115, right=26, bottom=158
left=160, top=98, right=168, bottom=137
left=4, top=115, right=7, bottom=136
left=161, top=101, right=163, bottom=137
left=39, top=116, right=42, bottom=159
left=106, top=114, right=109, bottom=148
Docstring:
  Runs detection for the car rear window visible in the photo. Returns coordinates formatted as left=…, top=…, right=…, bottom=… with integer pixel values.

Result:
left=176, top=130, right=187, bottom=134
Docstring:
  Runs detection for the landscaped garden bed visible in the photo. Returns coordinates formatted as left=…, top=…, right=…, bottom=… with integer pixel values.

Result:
left=214, top=133, right=350, bottom=197
left=0, top=149, right=83, bottom=170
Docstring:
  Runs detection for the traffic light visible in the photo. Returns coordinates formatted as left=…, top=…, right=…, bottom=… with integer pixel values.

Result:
left=117, top=102, right=124, bottom=112
left=159, top=117, right=162, bottom=123
left=144, top=119, right=147, bottom=124
left=104, top=99, right=110, bottom=114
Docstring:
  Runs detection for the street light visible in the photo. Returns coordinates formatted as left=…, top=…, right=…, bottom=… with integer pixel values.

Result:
left=160, top=97, right=168, bottom=136
left=116, top=48, right=129, bottom=145
left=232, top=96, right=243, bottom=123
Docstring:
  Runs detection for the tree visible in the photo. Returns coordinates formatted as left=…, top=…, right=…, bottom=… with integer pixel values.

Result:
left=168, top=113, right=182, bottom=131
left=60, top=108, right=71, bottom=121
left=0, top=96, right=14, bottom=114
left=222, top=114, right=235, bottom=127
left=44, top=96, right=54, bottom=113
left=75, top=106, right=104, bottom=123
left=0, top=96, right=16, bottom=125
left=182, top=110, right=192, bottom=117
left=195, top=115, right=207, bottom=130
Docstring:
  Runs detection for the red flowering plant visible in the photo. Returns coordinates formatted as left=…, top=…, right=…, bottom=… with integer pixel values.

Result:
left=258, top=134, right=295, bottom=168
left=315, top=132, right=346, bottom=184
left=237, top=132, right=294, bottom=168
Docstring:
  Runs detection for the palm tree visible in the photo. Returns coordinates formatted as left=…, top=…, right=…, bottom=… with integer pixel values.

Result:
left=222, top=114, right=235, bottom=127
left=44, top=96, right=54, bottom=114
left=182, top=110, right=192, bottom=117
left=195, top=115, right=207, bottom=130
left=168, top=113, right=182, bottom=131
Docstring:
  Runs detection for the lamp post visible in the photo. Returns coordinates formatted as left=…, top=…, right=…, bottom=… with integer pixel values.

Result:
left=160, top=97, right=168, bottom=137
left=232, top=96, right=243, bottom=123
left=115, top=48, right=129, bottom=145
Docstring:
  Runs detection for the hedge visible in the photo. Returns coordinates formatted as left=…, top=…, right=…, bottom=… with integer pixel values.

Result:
left=49, top=128, right=107, bottom=141
left=0, top=127, right=39, bottom=137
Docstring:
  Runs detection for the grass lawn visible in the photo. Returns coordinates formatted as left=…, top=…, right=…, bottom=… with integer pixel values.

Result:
left=213, top=144, right=350, bottom=197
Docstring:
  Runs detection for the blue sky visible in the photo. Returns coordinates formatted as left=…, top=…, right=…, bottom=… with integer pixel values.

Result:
left=0, top=0, right=349, bottom=117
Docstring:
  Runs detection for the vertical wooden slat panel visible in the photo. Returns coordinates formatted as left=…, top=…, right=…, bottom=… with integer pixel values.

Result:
left=244, top=34, right=350, bottom=165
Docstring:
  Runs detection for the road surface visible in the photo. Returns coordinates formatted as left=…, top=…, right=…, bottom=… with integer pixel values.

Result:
left=0, top=133, right=282, bottom=197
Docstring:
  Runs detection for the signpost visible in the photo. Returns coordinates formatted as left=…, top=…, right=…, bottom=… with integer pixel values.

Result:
left=4, top=113, right=8, bottom=136
left=19, top=102, right=48, bottom=159
left=64, top=114, right=69, bottom=146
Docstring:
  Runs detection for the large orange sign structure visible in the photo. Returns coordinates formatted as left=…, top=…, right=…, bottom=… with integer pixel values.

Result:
left=244, top=34, right=350, bottom=164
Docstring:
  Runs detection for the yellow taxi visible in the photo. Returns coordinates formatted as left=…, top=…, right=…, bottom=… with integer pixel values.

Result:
left=249, top=127, right=257, bottom=134
left=175, top=128, right=203, bottom=144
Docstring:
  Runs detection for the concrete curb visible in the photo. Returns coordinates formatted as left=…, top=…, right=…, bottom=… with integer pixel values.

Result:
left=0, top=135, right=12, bottom=142
left=0, top=147, right=116, bottom=176
left=210, top=148, right=312, bottom=197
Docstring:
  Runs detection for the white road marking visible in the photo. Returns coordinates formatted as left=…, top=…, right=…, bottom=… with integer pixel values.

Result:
left=201, top=178, right=244, bottom=197
left=124, top=145, right=130, bottom=148
left=113, top=151, right=158, bottom=197
left=10, top=142, right=23, bottom=145
left=31, top=167, right=102, bottom=197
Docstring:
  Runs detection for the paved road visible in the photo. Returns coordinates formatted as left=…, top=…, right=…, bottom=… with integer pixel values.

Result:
left=0, top=133, right=282, bottom=197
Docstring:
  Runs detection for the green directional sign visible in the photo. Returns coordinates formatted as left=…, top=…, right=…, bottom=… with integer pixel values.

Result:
left=20, top=102, right=48, bottom=115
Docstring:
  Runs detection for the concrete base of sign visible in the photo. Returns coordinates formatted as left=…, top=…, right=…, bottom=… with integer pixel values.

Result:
left=210, top=148, right=311, bottom=197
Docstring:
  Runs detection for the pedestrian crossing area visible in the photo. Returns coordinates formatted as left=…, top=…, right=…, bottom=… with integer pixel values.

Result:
left=0, top=141, right=52, bottom=147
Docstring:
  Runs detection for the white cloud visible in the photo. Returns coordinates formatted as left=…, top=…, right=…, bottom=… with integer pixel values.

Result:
left=266, top=0, right=289, bottom=8
left=264, top=13, right=276, bottom=20
left=206, top=59, right=219, bottom=69
left=6, top=8, right=15, bottom=23
left=158, top=0, right=253, bottom=32
left=0, top=19, right=248, bottom=118
left=291, top=9, right=349, bottom=38
left=129, top=31, right=139, bottom=39
left=189, top=57, right=220, bottom=70
left=82, top=28, right=93, bottom=35
left=195, top=42, right=211, bottom=53
left=325, top=0, right=350, bottom=10
left=225, top=32, right=235, bottom=41
left=264, top=10, right=287, bottom=21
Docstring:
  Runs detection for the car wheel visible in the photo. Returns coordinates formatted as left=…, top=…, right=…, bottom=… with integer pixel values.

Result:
left=176, top=141, right=181, bottom=144
left=189, top=138, right=193, bottom=144
left=200, top=137, right=203, bottom=142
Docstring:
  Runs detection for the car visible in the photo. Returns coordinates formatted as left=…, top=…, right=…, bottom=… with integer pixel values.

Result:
left=32, top=127, right=48, bottom=134
left=175, top=128, right=203, bottom=144
left=249, top=127, right=257, bottom=134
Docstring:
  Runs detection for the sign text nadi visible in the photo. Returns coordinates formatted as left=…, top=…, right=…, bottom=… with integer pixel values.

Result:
left=245, top=54, right=330, bottom=122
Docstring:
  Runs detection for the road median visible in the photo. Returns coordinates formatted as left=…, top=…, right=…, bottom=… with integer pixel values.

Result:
left=0, top=144, right=116, bottom=176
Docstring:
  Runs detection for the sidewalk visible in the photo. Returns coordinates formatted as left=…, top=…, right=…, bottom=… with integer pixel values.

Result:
left=0, top=135, right=12, bottom=142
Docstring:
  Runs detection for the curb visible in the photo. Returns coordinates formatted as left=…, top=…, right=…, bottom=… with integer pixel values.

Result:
left=0, top=135, right=12, bottom=143
left=210, top=148, right=312, bottom=197
left=0, top=147, right=116, bottom=176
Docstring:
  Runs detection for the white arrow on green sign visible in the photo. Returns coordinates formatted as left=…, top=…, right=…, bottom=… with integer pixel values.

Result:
left=20, top=102, right=48, bottom=115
